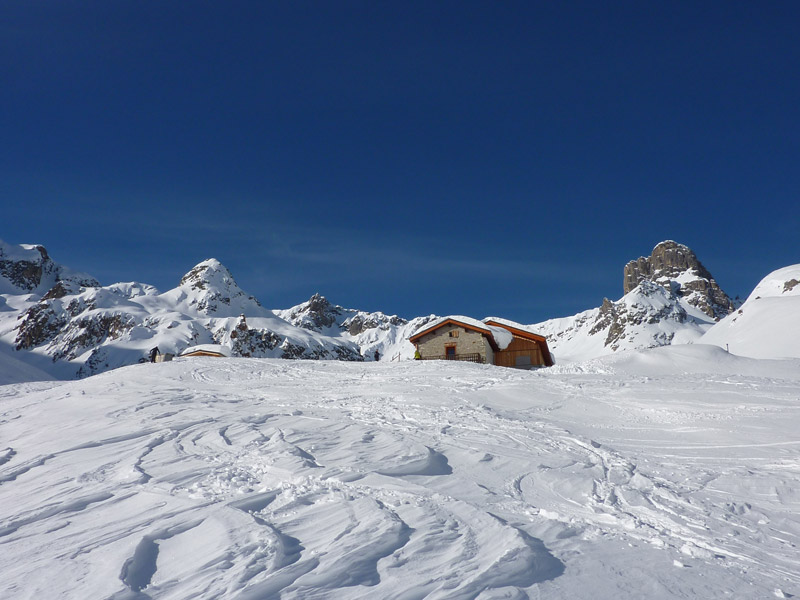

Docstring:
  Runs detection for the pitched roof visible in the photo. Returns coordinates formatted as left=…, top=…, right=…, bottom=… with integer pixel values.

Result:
left=179, top=344, right=231, bottom=357
left=408, top=316, right=498, bottom=350
left=482, top=317, right=547, bottom=342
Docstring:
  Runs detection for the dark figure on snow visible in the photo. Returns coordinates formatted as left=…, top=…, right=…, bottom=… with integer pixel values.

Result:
left=149, top=347, right=160, bottom=363
left=374, top=350, right=380, bottom=362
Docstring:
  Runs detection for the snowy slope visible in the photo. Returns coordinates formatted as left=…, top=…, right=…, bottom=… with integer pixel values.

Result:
left=1, top=348, right=799, bottom=599
left=700, top=264, right=800, bottom=359
left=0, top=347, right=54, bottom=385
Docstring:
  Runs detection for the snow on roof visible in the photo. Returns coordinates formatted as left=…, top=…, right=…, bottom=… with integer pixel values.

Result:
left=485, top=325, right=513, bottom=350
left=482, top=316, right=545, bottom=337
left=410, top=315, right=492, bottom=339
left=179, top=344, right=231, bottom=357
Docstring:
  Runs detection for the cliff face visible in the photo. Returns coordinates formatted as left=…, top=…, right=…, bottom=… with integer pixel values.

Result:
left=623, top=241, right=735, bottom=320
left=0, top=241, right=99, bottom=294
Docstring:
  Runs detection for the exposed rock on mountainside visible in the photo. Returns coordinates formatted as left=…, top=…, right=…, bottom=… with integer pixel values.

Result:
left=0, top=241, right=98, bottom=294
left=343, top=311, right=406, bottom=336
left=533, top=279, right=709, bottom=361
left=274, top=293, right=436, bottom=362
left=13, top=283, right=167, bottom=371
left=274, top=293, right=428, bottom=361
left=591, top=280, right=693, bottom=349
left=276, top=293, right=408, bottom=335
left=279, top=293, right=344, bottom=332
left=14, top=301, right=68, bottom=351
left=210, top=314, right=363, bottom=361
left=0, top=247, right=46, bottom=291
left=623, top=241, right=735, bottom=320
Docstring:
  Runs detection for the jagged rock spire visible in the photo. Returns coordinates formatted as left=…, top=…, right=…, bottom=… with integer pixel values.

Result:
left=623, top=241, right=735, bottom=320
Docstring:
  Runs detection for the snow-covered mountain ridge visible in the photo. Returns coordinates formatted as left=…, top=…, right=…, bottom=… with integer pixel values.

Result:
left=0, top=239, right=423, bottom=379
left=2, top=237, right=795, bottom=378
left=275, top=293, right=435, bottom=361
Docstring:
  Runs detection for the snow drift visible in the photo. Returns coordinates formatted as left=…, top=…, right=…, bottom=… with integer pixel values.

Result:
left=701, top=264, right=800, bottom=359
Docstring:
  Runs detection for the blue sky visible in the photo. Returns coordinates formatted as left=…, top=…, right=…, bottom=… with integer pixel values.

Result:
left=2, top=1, right=798, bottom=323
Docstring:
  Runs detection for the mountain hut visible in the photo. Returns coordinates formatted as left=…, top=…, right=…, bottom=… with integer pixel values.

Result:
left=179, top=344, right=231, bottom=359
left=408, top=316, right=553, bottom=368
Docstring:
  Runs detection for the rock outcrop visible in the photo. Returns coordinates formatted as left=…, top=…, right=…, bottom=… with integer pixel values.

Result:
left=342, top=311, right=406, bottom=336
left=623, top=241, right=735, bottom=320
left=280, top=293, right=344, bottom=332
left=0, top=240, right=99, bottom=294
left=589, top=280, right=691, bottom=350
left=277, top=293, right=408, bottom=335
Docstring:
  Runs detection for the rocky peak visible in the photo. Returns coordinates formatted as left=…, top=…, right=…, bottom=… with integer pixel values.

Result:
left=342, top=312, right=407, bottom=335
left=624, top=241, right=710, bottom=292
left=623, top=241, right=735, bottom=320
left=179, top=259, right=233, bottom=290
left=307, top=293, right=333, bottom=316
left=174, top=259, right=263, bottom=317
left=286, top=293, right=343, bottom=332
left=278, top=293, right=409, bottom=335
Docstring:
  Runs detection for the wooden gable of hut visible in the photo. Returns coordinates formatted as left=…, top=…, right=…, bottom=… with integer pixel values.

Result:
left=483, top=319, right=554, bottom=368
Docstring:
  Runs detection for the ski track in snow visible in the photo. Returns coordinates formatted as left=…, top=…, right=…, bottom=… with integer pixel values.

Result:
left=0, top=353, right=799, bottom=599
